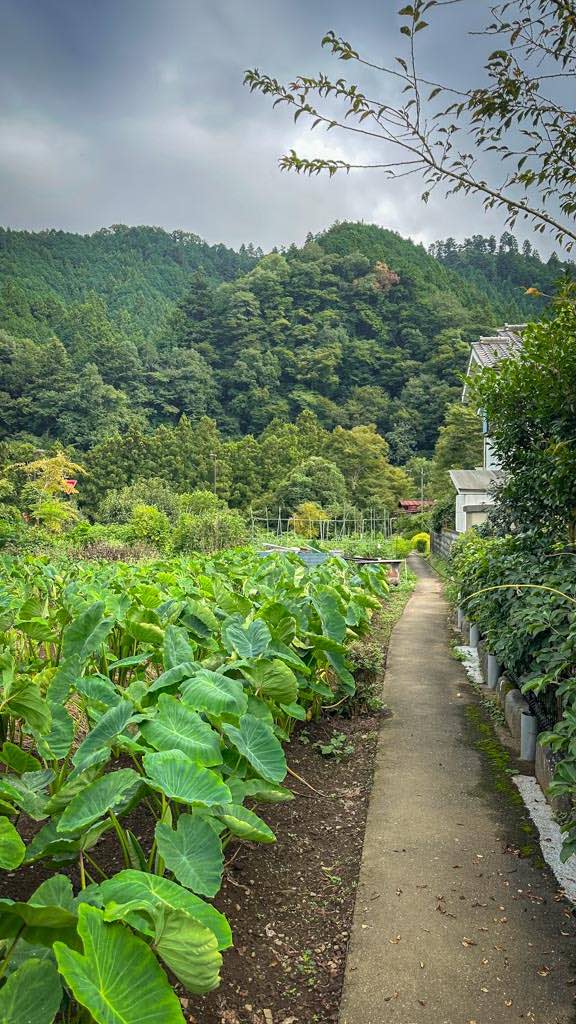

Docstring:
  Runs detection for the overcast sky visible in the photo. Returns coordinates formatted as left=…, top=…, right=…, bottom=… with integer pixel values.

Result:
left=0, top=0, right=564, bottom=254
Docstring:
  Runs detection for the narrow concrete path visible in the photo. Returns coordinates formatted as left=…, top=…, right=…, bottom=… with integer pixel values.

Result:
left=340, top=558, right=576, bottom=1024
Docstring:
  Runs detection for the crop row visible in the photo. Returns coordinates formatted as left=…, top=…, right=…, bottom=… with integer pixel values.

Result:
left=0, top=548, right=387, bottom=1023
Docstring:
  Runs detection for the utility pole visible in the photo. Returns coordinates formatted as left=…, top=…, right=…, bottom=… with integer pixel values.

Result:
left=210, top=453, right=217, bottom=495
left=420, top=464, right=424, bottom=507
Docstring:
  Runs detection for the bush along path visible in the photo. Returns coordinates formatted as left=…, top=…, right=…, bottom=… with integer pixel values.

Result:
left=340, top=557, right=576, bottom=1024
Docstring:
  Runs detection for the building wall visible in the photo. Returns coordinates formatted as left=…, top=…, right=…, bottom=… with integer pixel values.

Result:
left=455, top=490, right=493, bottom=532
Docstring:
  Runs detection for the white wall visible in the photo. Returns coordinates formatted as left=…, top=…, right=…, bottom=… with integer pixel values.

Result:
left=484, top=436, right=500, bottom=471
left=455, top=491, right=493, bottom=533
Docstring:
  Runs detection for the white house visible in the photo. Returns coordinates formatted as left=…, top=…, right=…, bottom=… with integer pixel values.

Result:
left=451, top=325, right=523, bottom=533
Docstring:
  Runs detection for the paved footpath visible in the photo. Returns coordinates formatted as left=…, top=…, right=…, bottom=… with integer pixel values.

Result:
left=340, top=557, right=576, bottom=1024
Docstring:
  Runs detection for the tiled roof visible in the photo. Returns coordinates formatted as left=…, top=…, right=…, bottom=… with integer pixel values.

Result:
left=470, top=329, right=523, bottom=370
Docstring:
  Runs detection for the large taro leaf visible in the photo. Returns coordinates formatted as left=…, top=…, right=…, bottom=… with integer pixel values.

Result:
left=0, top=959, right=62, bottom=1024
left=143, top=751, right=231, bottom=807
left=62, top=602, right=114, bottom=664
left=163, top=625, right=196, bottom=670
left=96, top=870, right=231, bottom=949
left=148, top=663, right=197, bottom=695
left=46, top=657, right=81, bottom=705
left=313, top=591, right=347, bottom=643
left=243, top=659, right=298, bottom=705
left=57, top=769, right=142, bottom=833
left=153, top=905, right=222, bottom=995
left=214, top=803, right=276, bottom=843
left=75, top=675, right=122, bottom=710
left=35, top=704, right=74, bottom=760
left=0, top=875, right=78, bottom=947
left=222, top=714, right=286, bottom=783
left=0, top=742, right=40, bottom=774
left=180, top=600, right=219, bottom=639
left=72, top=701, right=134, bottom=771
left=54, top=904, right=185, bottom=1024
left=0, top=817, right=25, bottom=869
left=140, top=695, right=222, bottom=766
left=25, top=819, right=110, bottom=865
left=228, top=778, right=294, bottom=804
left=1, top=680, right=51, bottom=735
left=180, top=669, right=247, bottom=717
left=155, top=814, right=223, bottom=898
left=222, top=619, right=271, bottom=659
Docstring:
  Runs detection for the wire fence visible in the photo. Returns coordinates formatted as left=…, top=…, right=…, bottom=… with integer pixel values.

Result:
left=249, top=508, right=394, bottom=541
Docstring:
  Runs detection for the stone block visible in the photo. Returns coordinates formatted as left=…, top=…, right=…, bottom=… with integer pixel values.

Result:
left=505, top=688, right=529, bottom=745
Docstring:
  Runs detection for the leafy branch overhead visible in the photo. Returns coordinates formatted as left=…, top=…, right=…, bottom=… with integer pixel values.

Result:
left=245, top=0, right=576, bottom=250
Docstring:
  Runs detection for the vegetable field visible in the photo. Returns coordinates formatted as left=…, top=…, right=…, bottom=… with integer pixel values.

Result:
left=0, top=548, right=388, bottom=1022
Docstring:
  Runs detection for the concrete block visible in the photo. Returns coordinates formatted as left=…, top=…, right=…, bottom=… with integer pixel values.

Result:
left=505, top=688, right=529, bottom=744
left=536, top=743, right=571, bottom=814
left=497, top=675, right=514, bottom=707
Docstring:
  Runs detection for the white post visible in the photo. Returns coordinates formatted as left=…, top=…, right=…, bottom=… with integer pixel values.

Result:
left=469, top=623, right=480, bottom=648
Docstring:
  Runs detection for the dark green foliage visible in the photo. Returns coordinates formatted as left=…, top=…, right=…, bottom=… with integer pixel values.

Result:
left=472, top=300, right=576, bottom=543
left=272, top=457, right=346, bottom=511
left=430, top=233, right=573, bottom=320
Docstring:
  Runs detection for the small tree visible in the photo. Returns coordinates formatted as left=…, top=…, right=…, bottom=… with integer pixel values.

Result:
left=429, top=403, right=484, bottom=498
left=472, top=300, right=576, bottom=543
left=246, top=0, right=576, bottom=251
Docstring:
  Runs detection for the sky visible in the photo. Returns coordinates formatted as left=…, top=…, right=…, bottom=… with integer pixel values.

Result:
left=0, top=0, right=564, bottom=254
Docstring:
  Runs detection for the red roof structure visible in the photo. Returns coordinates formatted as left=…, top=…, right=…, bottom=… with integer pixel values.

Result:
left=398, top=499, right=434, bottom=514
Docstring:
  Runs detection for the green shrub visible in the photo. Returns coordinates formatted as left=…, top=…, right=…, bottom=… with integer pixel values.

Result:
left=173, top=508, right=248, bottom=554
left=99, top=478, right=180, bottom=524
left=395, top=511, right=432, bottom=538
left=129, top=504, right=171, bottom=549
left=411, top=531, right=430, bottom=555
left=177, top=489, right=227, bottom=514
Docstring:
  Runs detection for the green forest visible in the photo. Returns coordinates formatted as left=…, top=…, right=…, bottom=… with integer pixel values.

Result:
left=0, top=220, right=571, bottom=523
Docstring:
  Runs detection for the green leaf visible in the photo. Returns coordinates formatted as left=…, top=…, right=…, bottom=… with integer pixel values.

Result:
left=180, top=669, right=248, bottom=717
left=0, top=960, right=62, bottom=1024
left=36, top=705, right=74, bottom=760
left=140, top=695, right=222, bottom=766
left=54, top=904, right=185, bottom=1024
left=181, top=600, right=219, bottom=639
left=57, top=769, right=142, bottom=833
left=163, top=626, right=196, bottom=670
left=62, top=602, right=114, bottom=663
left=222, top=714, right=286, bottom=783
left=245, top=659, right=298, bottom=704
left=148, top=663, right=197, bottom=694
left=144, top=751, right=231, bottom=807
left=155, top=814, right=223, bottom=897
left=76, top=676, right=122, bottom=709
left=0, top=742, right=41, bottom=774
left=153, top=905, right=222, bottom=995
left=222, top=619, right=271, bottom=658
left=0, top=817, right=25, bottom=869
left=229, top=778, right=294, bottom=803
left=96, top=870, right=231, bottom=949
left=2, top=681, right=51, bottom=735
left=279, top=701, right=307, bottom=720
left=72, top=701, right=134, bottom=770
left=314, top=591, right=347, bottom=643
left=46, top=657, right=80, bottom=705
left=215, top=803, right=276, bottom=843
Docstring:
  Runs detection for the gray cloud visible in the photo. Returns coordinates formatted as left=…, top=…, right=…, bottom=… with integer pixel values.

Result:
left=0, top=0, right=566, bottom=254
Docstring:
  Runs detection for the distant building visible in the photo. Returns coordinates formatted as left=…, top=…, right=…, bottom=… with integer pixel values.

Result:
left=398, top=499, right=434, bottom=515
left=451, top=325, right=524, bottom=533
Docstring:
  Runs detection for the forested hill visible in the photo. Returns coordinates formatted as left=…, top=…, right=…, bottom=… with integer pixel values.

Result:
left=0, top=224, right=260, bottom=339
left=0, top=220, right=570, bottom=465
left=429, top=232, right=572, bottom=318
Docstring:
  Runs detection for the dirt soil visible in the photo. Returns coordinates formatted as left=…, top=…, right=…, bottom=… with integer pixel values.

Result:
left=190, top=713, right=381, bottom=1024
